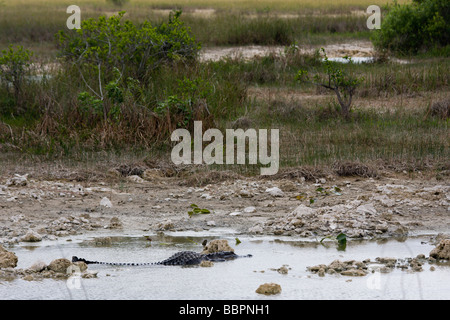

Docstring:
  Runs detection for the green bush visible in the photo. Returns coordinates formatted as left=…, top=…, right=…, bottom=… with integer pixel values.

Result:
left=372, top=0, right=450, bottom=54
left=57, top=11, right=200, bottom=85
left=0, top=45, right=33, bottom=106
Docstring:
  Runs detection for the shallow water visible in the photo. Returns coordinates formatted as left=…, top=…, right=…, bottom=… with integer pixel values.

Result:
left=1, top=230, right=449, bottom=300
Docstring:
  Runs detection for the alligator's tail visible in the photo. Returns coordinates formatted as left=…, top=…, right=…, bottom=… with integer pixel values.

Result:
left=72, top=256, right=153, bottom=266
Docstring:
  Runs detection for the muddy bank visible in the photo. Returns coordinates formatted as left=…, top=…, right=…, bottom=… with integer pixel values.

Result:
left=0, top=165, right=448, bottom=247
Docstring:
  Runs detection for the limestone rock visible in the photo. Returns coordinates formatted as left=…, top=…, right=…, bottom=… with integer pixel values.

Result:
left=126, top=175, right=145, bottom=183
left=265, top=187, right=284, bottom=197
left=256, top=283, right=282, bottom=295
left=6, top=174, right=28, bottom=186
left=202, top=239, right=234, bottom=254
left=200, top=260, right=214, bottom=267
left=156, top=219, right=174, bottom=230
left=48, top=258, right=72, bottom=273
left=28, top=260, right=47, bottom=272
left=340, top=269, right=367, bottom=276
left=0, top=245, right=18, bottom=269
left=429, top=239, right=450, bottom=260
left=20, top=230, right=42, bottom=242
left=107, top=217, right=122, bottom=229
left=100, top=197, right=113, bottom=208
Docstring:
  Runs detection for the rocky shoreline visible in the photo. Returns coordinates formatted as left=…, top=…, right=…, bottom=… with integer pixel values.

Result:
left=307, top=239, right=450, bottom=278
left=0, top=167, right=449, bottom=283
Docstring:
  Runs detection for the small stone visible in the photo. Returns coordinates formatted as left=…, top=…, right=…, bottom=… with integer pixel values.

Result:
left=47, top=258, right=71, bottom=273
left=328, top=260, right=346, bottom=272
left=265, top=187, right=284, bottom=197
left=277, top=266, right=289, bottom=274
left=81, top=271, right=98, bottom=278
left=243, top=206, right=256, bottom=213
left=20, top=230, right=42, bottom=242
left=318, top=268, right=325, bottom=277
left=156, top=219, right=173, bottom=230
left=429, top=239, right=450, bottom=260
left=100, top=197, right=113, bottom=208
left=126, top=175, right=144, bottom=183
left=200, top=261, right=214, bottom=267
left=28, top=260, right=47, bottom=272
left=202, top=239, right=234, bottom=254
left=238, top=189, right=253, bottom=198
left=0, top=245, right=18, bottom=269
left=340, top=269, right=367, bottom=276
left=107, top=217, right=122, bottom=229
left=256, top=283, right=282, bottom=295
left=22, top=275, right=34, bottom=281
left=248, top=225, right=263, bottom=234
left=6, top=174, right=28, bottom=186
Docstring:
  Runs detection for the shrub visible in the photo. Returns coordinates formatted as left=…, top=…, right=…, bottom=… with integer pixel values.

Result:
left=296, top=48, right=363, bottom=119
left=57, top=11, right=201, bottom=97
left=0, top=45, right=33, bottom=107
left=372, top=0, right=450, bottom=54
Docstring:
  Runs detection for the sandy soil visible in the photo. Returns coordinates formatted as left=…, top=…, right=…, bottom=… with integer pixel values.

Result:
left=0, top=165, right=448, bottom=244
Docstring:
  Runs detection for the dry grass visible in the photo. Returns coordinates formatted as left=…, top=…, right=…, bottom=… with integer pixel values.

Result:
left=3, top=0, right=410, bottom=11
left=333, top=161, right=378, bottom=177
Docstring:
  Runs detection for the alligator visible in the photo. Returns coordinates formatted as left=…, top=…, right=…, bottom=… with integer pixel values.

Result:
left=72, top=250, right=252, bottom=266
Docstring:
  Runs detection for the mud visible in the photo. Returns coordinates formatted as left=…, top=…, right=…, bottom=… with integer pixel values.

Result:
left=0, top=166, right=448, bottom=246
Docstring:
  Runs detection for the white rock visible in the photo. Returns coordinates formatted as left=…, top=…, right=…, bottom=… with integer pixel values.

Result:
left=207, top=221, right=216, bottom=226
left=29, top=260, right=47, bottom=272
left=356, top=203, right=377, bottom=215
left=100, top=197, right=113, bottom=208
left=20, top=230, right=42, bottom=242
left=229, top=211, right=242, bottom=216
left=6, top=174, right=28, bottom=186
left=373, top=195, right=395, bottom=207
left=248, top=225, right=263, bottom=234
left=244, top=206, right=256, bottom=213
left=292, top=204, right=316, bottom=219
left=126, top=175, right=144, bottom=183
left=201, top=193, right=213, bottom=200
left=238, top=189, right=253, bottom=198
left=265, top=187, right=284, bottom=197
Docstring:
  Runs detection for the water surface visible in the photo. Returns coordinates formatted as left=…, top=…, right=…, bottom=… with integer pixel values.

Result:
left=1, top=230, right=449, bottom=300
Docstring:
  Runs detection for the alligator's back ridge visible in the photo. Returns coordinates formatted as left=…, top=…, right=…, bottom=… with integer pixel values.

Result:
left=72, top=250, right=252, bottom=267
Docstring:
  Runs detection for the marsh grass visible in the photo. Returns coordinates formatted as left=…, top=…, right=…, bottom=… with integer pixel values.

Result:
left=0, top=0, right=447, bottom=175
left=0, top=1, right=369, bottom=50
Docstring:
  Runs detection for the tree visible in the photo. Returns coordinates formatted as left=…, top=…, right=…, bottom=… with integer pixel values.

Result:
left=0, top=45, right=33, bottom=107
left=296, top=48, right=363, bottom=119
